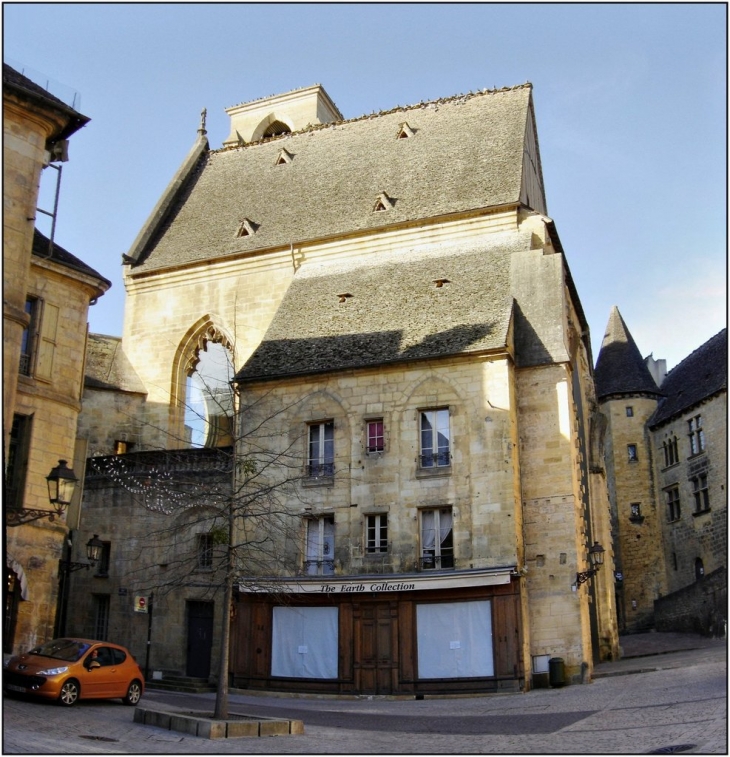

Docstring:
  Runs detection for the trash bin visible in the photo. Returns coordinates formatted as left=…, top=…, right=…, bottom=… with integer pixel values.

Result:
left=548, top=657, right=566, bottom=687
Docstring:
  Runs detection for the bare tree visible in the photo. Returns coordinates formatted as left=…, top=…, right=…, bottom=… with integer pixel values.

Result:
left=84, top=344, right=315, bottom=719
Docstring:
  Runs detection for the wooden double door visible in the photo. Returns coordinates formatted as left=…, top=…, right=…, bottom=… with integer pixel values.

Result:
left=353, top=602, right=397, bottom=694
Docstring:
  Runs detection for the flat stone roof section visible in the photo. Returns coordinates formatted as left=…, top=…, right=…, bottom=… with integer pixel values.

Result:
left=130, top=84, right=538, bottom=274
left=234, top=234, right=525, bottom=382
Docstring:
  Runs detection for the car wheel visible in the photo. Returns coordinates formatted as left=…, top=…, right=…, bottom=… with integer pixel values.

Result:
left=123, top=680, right=142, bottom=706
left=58, top=679, right=80, bottom=706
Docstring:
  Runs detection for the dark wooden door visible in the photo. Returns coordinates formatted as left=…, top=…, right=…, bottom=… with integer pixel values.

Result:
left=186, top=601, right=214, bottom=678
left=358, top=603, right=395, bottom=694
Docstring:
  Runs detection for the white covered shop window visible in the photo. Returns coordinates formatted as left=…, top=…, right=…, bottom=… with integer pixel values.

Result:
left=271, top=606, right=339, bottom=679
left=416, top=600, right=494, bottom=679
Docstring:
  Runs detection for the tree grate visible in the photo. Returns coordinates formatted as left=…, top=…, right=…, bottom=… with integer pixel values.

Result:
left=648, top=746, right=697, bottom=754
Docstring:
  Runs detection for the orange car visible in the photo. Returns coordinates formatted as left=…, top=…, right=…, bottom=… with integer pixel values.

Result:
left=4, top=637, right=144, bottom=707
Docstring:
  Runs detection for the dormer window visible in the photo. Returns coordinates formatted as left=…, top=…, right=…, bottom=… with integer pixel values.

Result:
left=373, top=192, right=394, bottom=212
left=275, top=149, right=293, bottom=166
left=397, top=122, right=415, bottom=139
left=236, top=218, right=258, bottom=238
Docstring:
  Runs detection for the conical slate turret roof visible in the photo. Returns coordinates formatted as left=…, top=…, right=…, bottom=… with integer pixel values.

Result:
left=594, top=307, right=662, bottom=400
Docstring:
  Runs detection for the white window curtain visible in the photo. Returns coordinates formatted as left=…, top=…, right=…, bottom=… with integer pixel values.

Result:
left=306, top=517, right=335, bottom=576
left=271, top=606, right=339, bottom=679
left=416, top=600, right=494, bottom=679
left=421, top=508, right=453, bottom=567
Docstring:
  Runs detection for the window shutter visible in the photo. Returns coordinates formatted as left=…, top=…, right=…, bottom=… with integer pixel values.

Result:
left=35, top=302, right=59, bottom=381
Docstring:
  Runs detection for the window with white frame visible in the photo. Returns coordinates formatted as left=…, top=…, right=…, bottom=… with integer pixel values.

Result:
left=420, top=507, right=454, bottom=569
left=366, top=514, right=388, bottom=553
left=420, top=408, right=450, bottom=468
left=308, top=421, right=334, bottom=477
left=306, top=516, right=335, bottom=575
left=366, top=419, right=384, bottom=453
left=688, top=415, right=706, bottom=455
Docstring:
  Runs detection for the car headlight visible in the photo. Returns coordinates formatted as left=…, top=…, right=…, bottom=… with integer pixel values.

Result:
left=37, top=666, right=69, bottom=676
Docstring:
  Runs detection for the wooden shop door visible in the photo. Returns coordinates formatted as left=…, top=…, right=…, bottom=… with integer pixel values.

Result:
left=357, top=603, right=396, bottom=694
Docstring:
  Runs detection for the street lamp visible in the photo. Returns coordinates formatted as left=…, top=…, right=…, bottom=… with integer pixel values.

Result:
left=6, top=460, right=80, bottom=526
left=575, top=541, right=605, bottom=587
left=55, top=534, right=104, bottom=637
left=47, top=459, right=79, bottom=510
left=64, top=534, right=104, bottom=573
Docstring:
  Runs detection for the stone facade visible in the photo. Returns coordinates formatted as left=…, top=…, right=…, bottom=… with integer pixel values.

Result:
left=3, top=64, right=109, bottom=655
left=70, top=83, right=618, bottom=691
left=596, top=309, right=726, bottom=634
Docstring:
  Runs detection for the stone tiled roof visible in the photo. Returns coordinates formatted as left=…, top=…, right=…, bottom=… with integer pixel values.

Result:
left=234, top=234, right=527, bottom=382
left=130, top=84, right=536, bottom=273
left=85, top=334, right=146, bottom=393
left=594, top=307, right=662, bottom=400
left=648, top=329, right=727, bottom=428
left=3, top=63, right=89, bottom=140
left=32, top=229, right=111, bottom=290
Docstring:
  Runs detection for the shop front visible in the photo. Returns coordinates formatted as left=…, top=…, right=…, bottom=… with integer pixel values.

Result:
left=230, top=568, right=524, bottom=695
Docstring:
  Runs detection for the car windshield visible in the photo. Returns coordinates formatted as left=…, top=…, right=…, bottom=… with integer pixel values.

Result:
left=29, top=639, right=90, bottom=662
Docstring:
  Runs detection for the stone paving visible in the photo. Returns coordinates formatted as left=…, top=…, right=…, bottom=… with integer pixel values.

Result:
left=2, top=633, right=726, bottom=754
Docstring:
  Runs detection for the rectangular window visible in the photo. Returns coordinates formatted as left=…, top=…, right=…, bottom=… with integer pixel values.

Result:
left=96, top=542, right=111, bottom=577
left=627, top=444, right=638, bottom=462
left=366, top=514, right=388, bottom=553
left=416, top=600, right=494, bottom=679
left=420, top=408, right=450, bottom=468
left=691, top=474, right=710, bottom=513
left=626, top=406, right=634, bottom=417
left=197, top=534, right=214, bottom=569
left=5, top=414, right=33, bottom=511
left=271, top=606, right=339, bottom=679
left=308, top=421, right=334, bottom=477
left=19, top=297, right=40, bottom=376
left=688, top=415, right=706, bottom=455
left=420, top=507, right=454, bottom=570
left=34, top=301, right=59, bottom=382
left=630, top=503, right=642, bottom=519
left=306, top=516, right=334, bottom=575
left=93, top=595, right=110, bottom=641
left=666, top=486, right=681, bottom=522
left=366, top=419, right=384, bottom=453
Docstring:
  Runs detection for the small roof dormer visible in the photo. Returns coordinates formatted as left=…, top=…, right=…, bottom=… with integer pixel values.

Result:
left=223, top=84, right=342, bottom=147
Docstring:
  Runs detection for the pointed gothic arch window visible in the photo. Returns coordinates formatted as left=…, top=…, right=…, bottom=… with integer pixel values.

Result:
left=181, top=331, right=234, bottom=449
left=263, top=120, right=291, bottom=138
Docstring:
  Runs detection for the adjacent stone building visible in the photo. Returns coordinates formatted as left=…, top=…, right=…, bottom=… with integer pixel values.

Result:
left=596, top=309, right=726, bottom=634
left=3, top=63, right=110, bottom=654
left=70, top=83, right=619, bottom=692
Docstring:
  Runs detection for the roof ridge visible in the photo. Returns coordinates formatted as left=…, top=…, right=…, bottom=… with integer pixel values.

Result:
left=662, top=327, right=727, bottom=381
left=212, top=82, right=533, bottom=154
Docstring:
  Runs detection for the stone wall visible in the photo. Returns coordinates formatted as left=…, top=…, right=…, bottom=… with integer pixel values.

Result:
left=654, top=566, right=727, bottom=637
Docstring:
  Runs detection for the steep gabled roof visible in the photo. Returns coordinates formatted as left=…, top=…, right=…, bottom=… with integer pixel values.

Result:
left=234, top=233, right=526, bottom=383
left=594, top=307, right=661, bottom=400
left=85, top=334, right=146, bottom=393
left=128, top=84, right=544, bottom=274
left=648, top=329, right=727, bottom=428
left=32, top=229, right=111, bottom=292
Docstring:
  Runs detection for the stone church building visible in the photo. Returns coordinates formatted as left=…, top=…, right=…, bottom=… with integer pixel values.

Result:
left=70, top=82, right=619, bottom=693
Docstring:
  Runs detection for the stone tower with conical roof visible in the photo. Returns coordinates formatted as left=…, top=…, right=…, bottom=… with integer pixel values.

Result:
left=595, top=306, right=666, bottom=632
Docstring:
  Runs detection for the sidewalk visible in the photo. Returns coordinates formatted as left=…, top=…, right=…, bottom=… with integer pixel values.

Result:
left=593, top=630, right=726, bottom=678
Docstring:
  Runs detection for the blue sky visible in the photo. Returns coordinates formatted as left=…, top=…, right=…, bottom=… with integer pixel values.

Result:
left=4, top=2, right=726, bottom=370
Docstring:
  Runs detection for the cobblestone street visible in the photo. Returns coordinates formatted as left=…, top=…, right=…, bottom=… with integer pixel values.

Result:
left=3, top=637, right=725, bottom=754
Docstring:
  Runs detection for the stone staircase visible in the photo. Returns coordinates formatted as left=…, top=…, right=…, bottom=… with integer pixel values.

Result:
left=145, top=674, right=217, bottom=693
